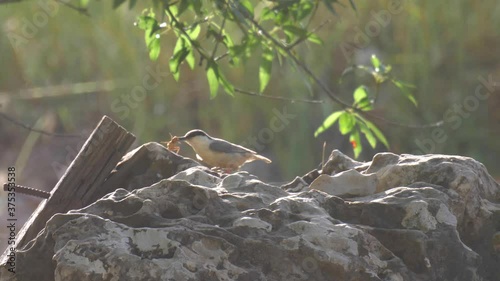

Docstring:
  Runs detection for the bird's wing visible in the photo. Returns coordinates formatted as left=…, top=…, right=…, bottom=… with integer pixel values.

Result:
left=209, top=139, right=255, bottom=154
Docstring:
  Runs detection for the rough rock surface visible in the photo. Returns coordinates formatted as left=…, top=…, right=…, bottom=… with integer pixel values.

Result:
left=2, top=145, right=500, bottom=281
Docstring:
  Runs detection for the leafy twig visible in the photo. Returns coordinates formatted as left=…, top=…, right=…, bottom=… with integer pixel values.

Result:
left=235, top=3, right=351, bottom=108
left=235, top=2, right=442, bottom=130
left=165, top=5, right=210, bottom=62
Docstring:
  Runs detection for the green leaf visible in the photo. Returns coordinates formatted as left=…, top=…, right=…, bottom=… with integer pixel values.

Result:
left=169, top=50, right=181, bottom=80
left=259, top=47, right=274, bottom=92
left=353, top=85, right=368, bottom=103
left=148, top=36, right=161, bottom=61
left=282, top=25, right=307, bottom=41
left=169, top=5, right=178, bottom=18
left=392, top=79, right=418, bottom=106
left=358, top=121, right=377, bottom=148
left=353, top=85, right=373, bottom=111
left=239, top=0, right=254, bottom=17
left=395, top=80, right=416, bottom=88
left=206, top=63, right=219, bottom=98
left=171, top=70, right=180, bottom=81
left=378, top=64, right=392, bottom=74
left=137, top=14, right=162, bottom=62
left=136, top=16, right=156, bottom=30
left=218, top=71, right=235, bottom=96
left=294, top=0, right=314, bottom=21
left=357, top=97, right=373, bottom=111
left=80, top=0, right=89, bottom=8
left=177, top=0, right=190, bottom=16
left=186, top=24, right=201, bottom=40
left=356, top=114, right=389, bottom=148
left=171, top=37, right=184, bottom=58
left=169, top=38, right=184, bottom=70
left=314, top=110, right=343, bottom=137
left=339, top=111, right=356, bottom=135
left=228, top=45, right=245, bottom=65
left=204, top=58, right=234, bottom=96
left=260, top=7, right=275, bottom=21
left=222, top=31, right=234, bottom=48
left=307, top=33, right=323, bottom=45
left=145, top=29, right=157, bottom=46
left=371, top=54, right=381, bottom=70
left=169, top=38, right=190, bottom=80
left=372, top=72, right=387, bottom=84
left=186, top=48, right=195, bottom=69
left=228, top=33, right=259, bottom=64
left=226, top=0, right=253, bottom=23
left=190, top=1, right=203, bottom=15
left=350, top=129, right=362, bottom=158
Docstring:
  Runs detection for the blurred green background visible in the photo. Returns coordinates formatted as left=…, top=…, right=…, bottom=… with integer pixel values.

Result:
left=1, top=0, right=499, bottom=200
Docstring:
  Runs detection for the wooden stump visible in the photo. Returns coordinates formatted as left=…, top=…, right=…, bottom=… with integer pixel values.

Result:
left=1, top=116, right=135, bottom=265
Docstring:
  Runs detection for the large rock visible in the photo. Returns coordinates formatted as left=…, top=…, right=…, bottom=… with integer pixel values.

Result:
left=2, top=146, right=499, bottom=281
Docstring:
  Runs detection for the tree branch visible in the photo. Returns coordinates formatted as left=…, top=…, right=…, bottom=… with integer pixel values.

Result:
left=55, top=0, right=90, bottom=17
left=234, top=1, right=443, bottom=130
left=234, top=3, right=351, bottom=109
left=287, top=19, right=332, bottom=50
left=362, top=113, right=444, bottom=128
left=211, top=16, right=227, bottom=60
left=0, top=112, right=84, bottom=138
left=0, top=0, right=21, bottom=4
left=235, top=88, right=323, bottom=104
left=165, top=5, right=211, bottom=62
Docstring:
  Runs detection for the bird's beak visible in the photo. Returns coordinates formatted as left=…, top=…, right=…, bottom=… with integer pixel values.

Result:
left=177, top=136, right=187, bottom=141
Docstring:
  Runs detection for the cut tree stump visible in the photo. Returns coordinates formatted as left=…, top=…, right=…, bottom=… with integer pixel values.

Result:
left=1, top=116, right=135, bottom=265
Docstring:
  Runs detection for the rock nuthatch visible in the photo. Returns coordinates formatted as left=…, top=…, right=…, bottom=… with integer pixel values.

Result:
left=178, top=129, right=272, bottom=171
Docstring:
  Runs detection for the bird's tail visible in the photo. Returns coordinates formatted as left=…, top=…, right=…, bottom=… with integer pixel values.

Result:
left=252, top=154, right=272, bottom=164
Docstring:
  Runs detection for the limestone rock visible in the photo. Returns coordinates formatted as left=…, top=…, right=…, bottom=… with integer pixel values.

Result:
left=309, top=170, right=378, bottom=196
left=3, top=146, right=500, bottom=281
left=321, top=149, right=368, bottom=175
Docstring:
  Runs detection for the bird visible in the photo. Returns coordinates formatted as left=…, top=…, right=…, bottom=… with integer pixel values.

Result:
left=177, top=129, right=272, bottom=171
